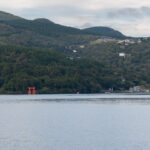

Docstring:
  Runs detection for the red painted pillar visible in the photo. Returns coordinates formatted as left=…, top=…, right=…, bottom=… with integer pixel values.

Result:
left=28, top=87, right=32, bottom=95
left=32, top=87, right=36, bottom=95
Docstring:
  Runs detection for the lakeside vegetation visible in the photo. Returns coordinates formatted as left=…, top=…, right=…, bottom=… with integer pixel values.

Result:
left=0, top=45, right=137, bottom=94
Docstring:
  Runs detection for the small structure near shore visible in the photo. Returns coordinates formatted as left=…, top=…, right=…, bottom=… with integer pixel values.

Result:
left=119, top=53, right=126, bottom=57
left=28, top=87, right=36, bottom=95
left=129, top=86, right=149, bottom=93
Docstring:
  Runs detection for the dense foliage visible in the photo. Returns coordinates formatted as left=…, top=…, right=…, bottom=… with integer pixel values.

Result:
left=0, top=45, right=136, bottom=94
left=0, top=11, right=150, bottom=94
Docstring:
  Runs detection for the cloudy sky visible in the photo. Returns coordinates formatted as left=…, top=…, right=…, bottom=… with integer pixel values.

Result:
left=1, top=0, right=150, bottom=37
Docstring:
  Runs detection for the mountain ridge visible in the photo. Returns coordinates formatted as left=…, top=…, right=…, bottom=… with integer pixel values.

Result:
left=0, top=10, right=127, bottom=38
left=83, top=26, right=126, bottom=39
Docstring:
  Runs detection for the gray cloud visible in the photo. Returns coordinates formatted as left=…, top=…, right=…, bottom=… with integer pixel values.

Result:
left=15, top=5, right=88, bottom=19
left=106, top=7, right=150, bottom=19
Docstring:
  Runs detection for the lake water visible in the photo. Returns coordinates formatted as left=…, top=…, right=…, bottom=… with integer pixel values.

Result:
left=1, top=94, right=150, bottom=150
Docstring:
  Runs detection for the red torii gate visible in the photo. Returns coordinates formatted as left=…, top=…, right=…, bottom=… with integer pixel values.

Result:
left=28, top=87, right=36, bottom=95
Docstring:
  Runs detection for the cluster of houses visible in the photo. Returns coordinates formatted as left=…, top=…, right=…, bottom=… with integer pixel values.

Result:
left=93, top=37, right=142, bottom=45
left=95, top=37, right=116, bottom=43
left=66, top=37, right=148, bottom=62
left=119, top=53, right=131, bottom=58
left=103, top=86, right=150, bottom=93
left=117, top=39, right=142, bottom=45
left=66, top=37, right=146, bottom=56
left=129, top=86, right=150, bottom=93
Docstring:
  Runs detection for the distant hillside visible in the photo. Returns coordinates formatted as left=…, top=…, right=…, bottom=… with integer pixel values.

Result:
left=83, top=27, right=126, bottom=39
left=3, top=17, right=83, bottom=37
left=0, top=11, right=127, bottom=50
left=0, top=11, right=98, bottom=50
left=0, top=45, right=129, bottom=94
left=1, top=42, right=150, bottom=94
left=0, top=11, right=23, bottom=21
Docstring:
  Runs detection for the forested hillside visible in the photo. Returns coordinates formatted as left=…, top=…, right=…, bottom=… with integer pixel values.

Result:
left=0, top=45, right=129, bottom=94
left=0, top=11, right=127, bottom=49
left=83, top=27, right=126, bottom=39
left=0, top=11, right=150, bottom=93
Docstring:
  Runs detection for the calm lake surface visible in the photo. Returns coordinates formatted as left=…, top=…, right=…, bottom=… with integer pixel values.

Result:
left=1, top=94, right=150, bottom=150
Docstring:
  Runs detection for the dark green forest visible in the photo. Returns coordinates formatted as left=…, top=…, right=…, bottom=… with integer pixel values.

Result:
left=0, top=46, right=127, bottom=94
left=1, top=44, right=150, bottom=94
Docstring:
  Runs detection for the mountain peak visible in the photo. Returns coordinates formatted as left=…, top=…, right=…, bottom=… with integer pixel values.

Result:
left=33, top=18, right=54, bottom=24
left=83, top=26, right=126, bottom=39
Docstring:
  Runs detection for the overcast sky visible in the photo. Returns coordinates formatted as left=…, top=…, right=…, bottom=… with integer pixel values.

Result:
left=1, top=0, right=150, bottom=37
